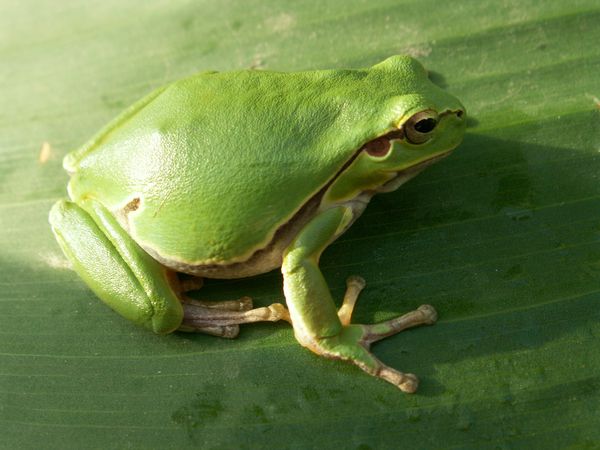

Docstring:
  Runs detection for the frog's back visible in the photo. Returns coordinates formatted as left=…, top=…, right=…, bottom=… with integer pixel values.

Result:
left=66, top=60, right=416, bottom=267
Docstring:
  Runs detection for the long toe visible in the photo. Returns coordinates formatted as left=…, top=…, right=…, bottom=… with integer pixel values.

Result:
left=313, top=327, right=421, bottom=393
left=378, top=368, right=419, bottom=393
left=362, top=305, right=438, bottom=345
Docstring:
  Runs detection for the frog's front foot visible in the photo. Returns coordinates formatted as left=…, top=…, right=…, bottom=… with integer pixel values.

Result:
left=309, top=276, right=437, bottom=393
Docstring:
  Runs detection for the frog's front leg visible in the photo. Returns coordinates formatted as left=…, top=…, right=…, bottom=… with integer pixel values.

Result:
left=282, top=207, right=437, bottom=393
left=49, top=199, right=289, bottom=337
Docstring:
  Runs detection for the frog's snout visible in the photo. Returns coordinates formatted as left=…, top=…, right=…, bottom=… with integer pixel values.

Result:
left=441, top=108, right=465, bottom=120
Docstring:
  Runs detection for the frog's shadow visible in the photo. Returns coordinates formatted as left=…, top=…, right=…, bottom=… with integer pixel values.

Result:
left=197, top=130, right=600, bottom=398
left=326, top=131, right=599, bottom=396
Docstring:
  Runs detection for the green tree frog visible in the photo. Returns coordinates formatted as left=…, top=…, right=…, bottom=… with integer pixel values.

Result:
left=49, top=55, right=465, bottom=392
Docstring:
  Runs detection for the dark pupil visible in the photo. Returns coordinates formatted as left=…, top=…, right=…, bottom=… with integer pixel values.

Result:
left=414, top=118, right=437, bottom=133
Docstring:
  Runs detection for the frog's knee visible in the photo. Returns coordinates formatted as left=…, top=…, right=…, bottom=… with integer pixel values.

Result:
left=49, top=199, right=78, bottom=230
left=49, top=199, right=182, bottom=334
left=49, top=199, right=99, bottom=257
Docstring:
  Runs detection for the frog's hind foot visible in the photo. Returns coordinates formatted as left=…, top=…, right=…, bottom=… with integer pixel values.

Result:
left=179, top=298, right=291, bottom=338
left=187, top=324, right=241, bottom=338
left=177, top=274, right=205, bottom=293
left=175, top=274, right=255, bottom=313
left=182, top=296, right=254, bottom=312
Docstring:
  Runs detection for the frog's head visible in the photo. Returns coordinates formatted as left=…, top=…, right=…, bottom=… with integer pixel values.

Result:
left=323, top=55, right=466, bottom=203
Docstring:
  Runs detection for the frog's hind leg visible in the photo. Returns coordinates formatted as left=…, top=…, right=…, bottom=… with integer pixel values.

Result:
left=174, top=273, right=254, bottom=312
left=183, top=296, right=253, bottom=312
left=49, top=199, right=184, bottom=334
left=171, top=274, right=291, bottom=337
left=177, top=274, right=205, bottom=294
left=179, top=298, right=291, bottom=337
left=50, top=198, right=292, bottom=339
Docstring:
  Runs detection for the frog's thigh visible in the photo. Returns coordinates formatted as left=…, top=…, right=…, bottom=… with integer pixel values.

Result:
left=49, top=199, right=183, bottom=333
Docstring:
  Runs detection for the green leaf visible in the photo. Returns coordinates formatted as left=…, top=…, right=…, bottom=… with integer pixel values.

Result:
left=2, top=1, right=599, bottom=448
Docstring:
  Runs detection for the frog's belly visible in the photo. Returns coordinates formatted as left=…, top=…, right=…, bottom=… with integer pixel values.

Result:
left=137, top=192, right=322, bottom=279
left=145, top=238, right=283, bottom=279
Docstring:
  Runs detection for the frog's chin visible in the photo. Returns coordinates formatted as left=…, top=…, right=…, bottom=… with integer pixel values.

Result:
left=376, top=150, right=452, bottom=193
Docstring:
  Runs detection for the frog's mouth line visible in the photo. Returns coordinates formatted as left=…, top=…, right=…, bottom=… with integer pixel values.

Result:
left=376, top=150, right=452, bottom=193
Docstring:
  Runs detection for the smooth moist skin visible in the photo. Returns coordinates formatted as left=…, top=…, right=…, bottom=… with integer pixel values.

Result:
left=50, top=55, right=466, bottom=392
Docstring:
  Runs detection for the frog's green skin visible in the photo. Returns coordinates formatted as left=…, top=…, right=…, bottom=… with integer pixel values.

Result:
left=49, top=55, right=465, bottom=392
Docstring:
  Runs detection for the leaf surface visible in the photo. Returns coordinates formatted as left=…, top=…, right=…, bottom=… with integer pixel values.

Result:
left=1, top=1, right=599, bottom=448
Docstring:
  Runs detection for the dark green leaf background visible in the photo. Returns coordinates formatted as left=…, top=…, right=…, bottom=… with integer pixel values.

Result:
left=2, top=1, right=599, bottom=448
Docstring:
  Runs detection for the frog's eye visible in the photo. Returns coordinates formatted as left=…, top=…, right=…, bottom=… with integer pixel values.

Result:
left=404, top=110, right=438, bottom=144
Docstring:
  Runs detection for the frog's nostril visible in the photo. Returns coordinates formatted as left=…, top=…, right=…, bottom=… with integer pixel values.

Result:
left=456, top=110, right=464, bottom=119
